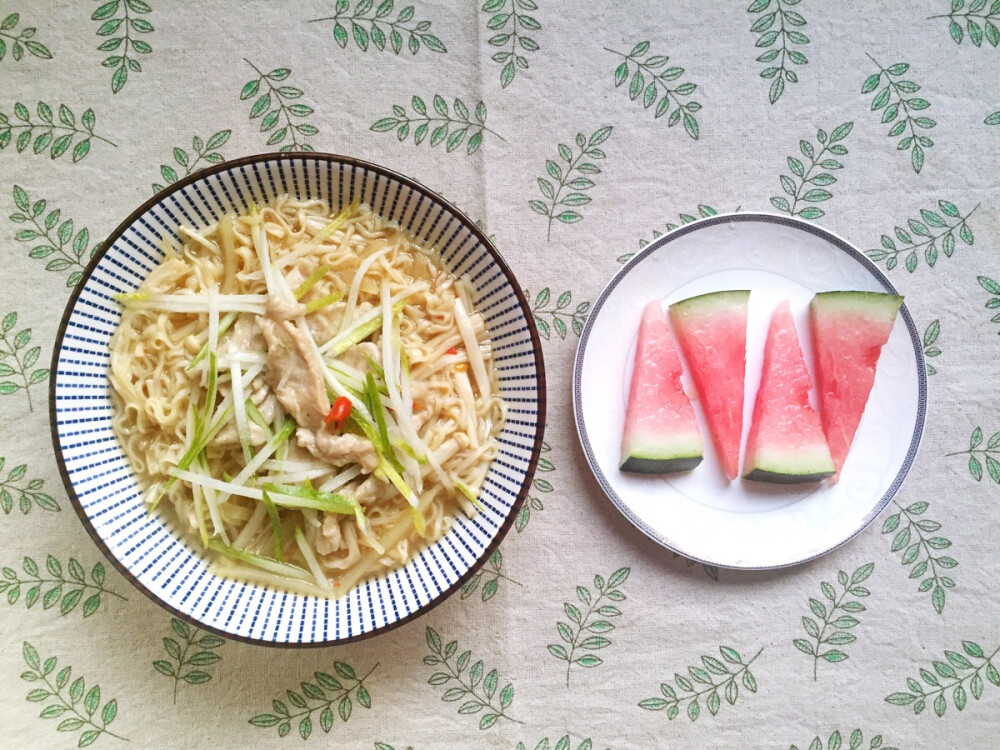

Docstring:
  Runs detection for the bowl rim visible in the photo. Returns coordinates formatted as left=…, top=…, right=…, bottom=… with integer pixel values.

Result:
left=48, top=151, right=547, bottom=647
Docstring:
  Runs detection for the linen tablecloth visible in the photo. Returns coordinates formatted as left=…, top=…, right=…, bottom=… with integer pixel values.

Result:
left=2, top=1, right=998, bottom=747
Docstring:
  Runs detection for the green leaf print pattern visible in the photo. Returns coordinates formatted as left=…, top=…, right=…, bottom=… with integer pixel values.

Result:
left=310, top=0, right=446, bottom=55
left=789, top=729, right=899, bottom=750
left=1, top=556, right=124, bottom=616
left=0, top=102, right=114, bottom=161
left=987, top=110, right=1000, bottom=124
left=547, top=567, right=629, bottom=687
left=370, top=95, right=500, bottom=154
left=747, top=0, right=809, bottom=104
left=0, top=311, right=49, bottom=412
left=516, top=738, right=598, bottom=750
left=249, top=662, right=377, bottom=739
left=671, top=554, right=720, bottom=581
left=977, top=276, right=1000, bottom=331
left=423, top=626, right=520, bottom=730
left=0, top=456, right=59, bottom=514
left=516, top=441, right=552, bottom=532
left=605, top=42, right=700, bottom=137
left=483, top=0, right=541, bottom=88
left=929, top=0, right=1000, bottom=46
left=0, top=11, right=52, bottom=61
left=241, top=61, right=318, bottom=151
left=770, top=122, right=852, bottom=220
left=885, top=639, right=1000, bottom=716
left=865, top=200, right=977, bottom=272
left=882, top=499, right=956, bottom=614
left=527, top=288, right=589, bottom=340
left=793, top=562, right=873, bottom=680
left=92, top=0, right=154, bottom=93
left=861, top=56, right=935, bottom=174
left=923, top=320, right=941, bottom=375
left=619, top=204, right=722, bottom=263
left=461, top=549, right=521, bottom=602
left=638, top=645, right=764, bottom=721
left=374, top=744, right=415, bottom=750
left=153, top=618, right=224, bottom=703
left=948, top=426, right=1000, bottom=482
left=20, top=641, right=127, bottom=746
left=151, top=130, right=231, bottom=193
left=9, top=185, right=99, bottom=287
left=530, top=126, right=612, bottom=241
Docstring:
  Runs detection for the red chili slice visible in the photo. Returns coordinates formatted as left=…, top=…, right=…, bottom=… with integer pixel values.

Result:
left=324, top=396, right=352, bottom=431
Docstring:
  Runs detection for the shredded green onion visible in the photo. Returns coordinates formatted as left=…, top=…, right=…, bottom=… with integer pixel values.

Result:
left=363, top=371, right=405, bottom=476
left=188, top=311, right=238, bottom=371
left=454, top=478, right=485, bottom=512
left=303, top=291, right=344, bottom=314
left=262, top=482, right=361, bottom=517
left=324, top=298, right=408, bottom=357
left=377, top=457, right=425, bottom=537
left=149, top=402, right=233, bottom=513
left=244, top=398, right=272, bottom=436
left=206, top=540, right=312, bottom=581
left=293, top=264, right=332, bottom=300
left=260, top=490, right=284, bottom=563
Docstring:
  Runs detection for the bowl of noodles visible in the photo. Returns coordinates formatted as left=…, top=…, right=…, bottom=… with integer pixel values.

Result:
left=49, top=153, right=545, bottom=645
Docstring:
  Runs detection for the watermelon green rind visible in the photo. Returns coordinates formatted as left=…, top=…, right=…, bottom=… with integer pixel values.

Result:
left=743, top=447, right=834, bottom=484
left=810, top=291, right=903, bottom=477
left=620, top=301, right=704, bottom=475
left=668, top=290, right=750, bottom=481
left=810, top=290, right=904, bottom=316
left=669, top=290, right=752, bottom=317
left=620, top=433, right=704, bottom=474
left=743, top=299, right=834, bottom=484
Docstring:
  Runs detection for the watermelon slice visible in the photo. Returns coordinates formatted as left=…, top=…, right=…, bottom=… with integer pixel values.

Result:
left=668, top=290, right=750, bottom=481
left=810, top=291, right=904, bottom=478
left=620, top=301, right=704, bottom=473
left=744, top=300, right=834, bottom=483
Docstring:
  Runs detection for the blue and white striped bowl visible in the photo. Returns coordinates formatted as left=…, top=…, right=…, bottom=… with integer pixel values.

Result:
left=50, top=154, right=546, bottom=646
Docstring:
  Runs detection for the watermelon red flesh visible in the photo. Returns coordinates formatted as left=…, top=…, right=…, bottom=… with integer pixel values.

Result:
left=810, top=291, right=904, bottom=477
left=668, top=290, right=750, bottom=481
left=620, top=301, right=704, bottom=474
left=744, top=300, right=834, bottom=483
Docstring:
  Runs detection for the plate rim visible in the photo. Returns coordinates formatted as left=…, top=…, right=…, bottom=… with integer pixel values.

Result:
left=572, top=211, right=927, bottom=570
left=48, top=151, right=548, bottom=647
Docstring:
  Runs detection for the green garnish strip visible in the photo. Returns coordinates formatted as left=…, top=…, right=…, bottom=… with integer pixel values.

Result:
left=378, top=457, right=426, bottom=538
left=149, top=401, right=233, bottom=512
left=363, top=371, right=406, bottom=477
left=293, top=263, right=332, bottom=300
left=221, top=417, right=297, bottom=498
left=303, top=290, right=344, bottom=314
left=188, top=310, right=238, bottom=371
left=260, top=490, right=284, bottom=563
left=245, top=398, right=273, bottom=441
left=454, top=478, right=485, bottom=512
left=206, top=539, right=313, bottom=582
left=321, top=297, right=409, bottom=358
left=262, top=483, right=361, bottom=516
left=296, top=200, right=357, bottom=255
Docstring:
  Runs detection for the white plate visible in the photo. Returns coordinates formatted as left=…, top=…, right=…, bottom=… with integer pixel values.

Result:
left=573, top=213, right=926, bottom=569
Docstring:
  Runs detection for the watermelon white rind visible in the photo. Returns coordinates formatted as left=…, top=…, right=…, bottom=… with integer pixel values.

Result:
left=668, top=290, right=750, bottom=481
left=743, top=299, right=834, bottom=484
left=810, top=291, right=903, bottom=478
left=620, top=301, right=704, bottom=475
